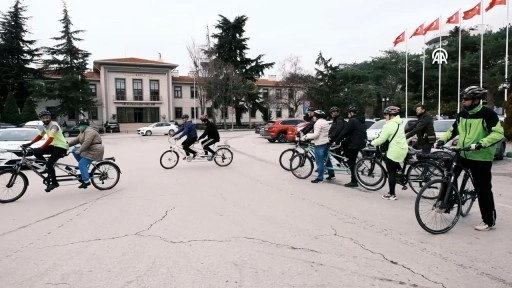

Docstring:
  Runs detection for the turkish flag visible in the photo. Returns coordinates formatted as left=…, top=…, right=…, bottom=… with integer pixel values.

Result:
left=424, top=18, right=440, bottom=33
left=463, top=2, right=481, bottom=20
left=485, top=0, right=506, bottom=12
left=410, top=23, right=425, bottom=38
left=393, top=31, right=405, bottom=47
left=446, top=11, right=460, bottom=25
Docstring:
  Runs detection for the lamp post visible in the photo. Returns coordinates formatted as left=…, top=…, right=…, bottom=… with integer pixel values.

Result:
left=381, top=96, right=389, bottom=112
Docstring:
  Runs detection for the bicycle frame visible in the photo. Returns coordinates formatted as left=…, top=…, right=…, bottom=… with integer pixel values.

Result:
left=168, top=138, right=229, bottom=162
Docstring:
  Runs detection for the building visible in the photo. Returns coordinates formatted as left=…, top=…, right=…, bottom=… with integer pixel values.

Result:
left=38, top=57, right=303, bottom=127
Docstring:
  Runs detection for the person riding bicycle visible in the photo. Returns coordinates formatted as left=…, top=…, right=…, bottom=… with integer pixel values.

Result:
left=334, top=105, right=367, bottom=187
left=174, top=114, right=198, bottom=161
left=21, top=110, right=69, bottom=192
left=436, top=86, right=504, bottom=231
left=197, top=114, right=220, bottom=161
left=67, top=119, right=105, bottom=189
left=327, top=106, right=346, bottom=179
left=370, top=106, right=408, bottom=201
left=297, top=107, right=316, bottom=137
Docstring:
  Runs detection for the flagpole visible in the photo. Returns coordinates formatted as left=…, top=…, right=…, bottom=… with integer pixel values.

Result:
left=422, top=35, right=426, bottom=105
left=505, top=0, right=510, bottom=102
left=458, top=9, right=462, bottom=112
left=480, top=0, right=484, bottom=87
left=405, top=28, right=409, bottom=118
left=438, top=15, right=442, bottom=118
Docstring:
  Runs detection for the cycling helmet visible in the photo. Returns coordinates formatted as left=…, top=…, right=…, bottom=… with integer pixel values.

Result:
left=460, top=86, right=487, bottom=101
left=383, top=106, right=400, bottom=115
left=38, top=110, right=52, bottom=118
left=78, top=119, right=90, bottom=126
left=329, top=106, right=340, bottom=113
left=313, top=110, right=326, bottom=118
left=347, top=105, right=358, bottom=113
left=199, top=114, right=208, bottom=121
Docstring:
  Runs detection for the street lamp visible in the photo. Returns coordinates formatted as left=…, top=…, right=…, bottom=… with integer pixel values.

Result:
left=381, top=96, right=390, bottom=112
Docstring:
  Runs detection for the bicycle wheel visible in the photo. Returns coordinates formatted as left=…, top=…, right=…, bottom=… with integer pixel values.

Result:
left=214, top=148, right=233, bottom=167
left=355, top=157, right=386, bottom=191
left=415, top=179, right=462, bottom=234
left=279, top=148, right=298, bottom=171
left=460, top=171, right=476, bottom=217
left=160, top=150, right=179, bottom=169
left=0, top=171, right=28, bottom=203
left=90, top=162, right=121, bottom=190
left=290, top=153, right=314, bottom=179
left=406, top=160, right=444, bottom=198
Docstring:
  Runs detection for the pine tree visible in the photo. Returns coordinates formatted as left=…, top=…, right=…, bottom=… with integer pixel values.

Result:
left=42, top=1, right=95, bottom=118
left=20, top=96, right=38, bottom=123
left=0, top=0, right=41, bottom=110
left=2, top=92, right=21, bottom=124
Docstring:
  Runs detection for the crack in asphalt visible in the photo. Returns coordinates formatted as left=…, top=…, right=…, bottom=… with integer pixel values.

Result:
left=233, top=237, right=320, bottom=254
left=44, top=283, right=70, bottom=286
left=330, top=226, right=447, bottom=288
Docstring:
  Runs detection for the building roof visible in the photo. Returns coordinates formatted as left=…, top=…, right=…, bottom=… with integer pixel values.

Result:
left=93, top=57, right=178, bottom=70
left=84, top=71, right=100, bottom=80
left=171, top=75, right=282, bottom=86
left=256, top=79, right=281, bottom=86
left=172, top=76, right=194, bottom=83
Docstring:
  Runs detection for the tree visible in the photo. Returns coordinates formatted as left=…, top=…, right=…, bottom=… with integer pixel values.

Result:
left=19, top=96, right=38, bottom=122
left=0, top=0, right=41, bottom=110
left=276, top=55, right=313, bottom=117
left=2, top=92, right=21, bottom=124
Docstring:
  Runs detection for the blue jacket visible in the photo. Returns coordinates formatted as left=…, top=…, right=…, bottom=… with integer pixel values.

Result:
left=176, top=120, right=197, bottom=139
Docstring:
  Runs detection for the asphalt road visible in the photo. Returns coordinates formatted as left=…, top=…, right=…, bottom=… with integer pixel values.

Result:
left=1, top=131, right=511, bottom=288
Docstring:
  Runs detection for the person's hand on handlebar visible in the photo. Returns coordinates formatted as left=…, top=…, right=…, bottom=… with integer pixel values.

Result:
left=434, top=140, right=445, bottom=149
left=20, top=143, right=31, bottom=148
left=470, top=143, right=483, bottom=151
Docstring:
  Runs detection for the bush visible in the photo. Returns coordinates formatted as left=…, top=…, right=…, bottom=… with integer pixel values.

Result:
left=2, top=93, right=21, bottom=125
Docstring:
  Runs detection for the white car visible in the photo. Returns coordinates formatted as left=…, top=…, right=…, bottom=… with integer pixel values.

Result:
left=366, top=118, right=419, bottom=141
left=434, top=119, right=455, bottom=139
left=0, top=128, right=46, bottom=168
left=137, top=122, right=179, bottom=136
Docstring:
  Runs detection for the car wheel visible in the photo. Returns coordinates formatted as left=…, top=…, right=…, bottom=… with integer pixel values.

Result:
left=268, top=139, right=276, bottom=143
left=277, top=132, right=287, bottom=143
left=168, top=130, right=176, bottom=136
left=145, top=130, right=152, bottom=136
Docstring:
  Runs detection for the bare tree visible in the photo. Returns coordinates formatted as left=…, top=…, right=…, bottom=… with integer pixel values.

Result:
left=276, top=55, right=311, bottom=117
left=186, top=39, right=209, bottom=115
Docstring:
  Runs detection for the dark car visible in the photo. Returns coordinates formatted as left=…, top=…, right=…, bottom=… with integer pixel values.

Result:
left=104, top=121, right=121, bottom=133
left=62, top=126, right=81, bottom=137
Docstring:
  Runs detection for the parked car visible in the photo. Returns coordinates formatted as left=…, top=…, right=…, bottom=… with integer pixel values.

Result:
left=0, top=122, right=17, bottom=129
left=366, top=118, right=418, bottom=141
left=137, top=122, right=179, bottom=136
left=104, top=121, right=121, bottom=133
left=0, top=128, right=46, bottom=168
left=260, top=118, right=305, bottom=143
left=22, top=120, right=44, bottom=131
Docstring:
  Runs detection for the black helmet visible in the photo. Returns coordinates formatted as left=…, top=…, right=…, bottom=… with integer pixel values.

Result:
left=347, top=105, right=358, bottom=113
left=329, top=106, right=340, bottom=113
left=313, top=110, right=326, bottom=118
left=383, top=106, right=400, bottom=115
left=460, top=86, right=487, bottom=101
left=78, top=119, right=90, bottom=126
left=38, top=110, right=51, bottom=118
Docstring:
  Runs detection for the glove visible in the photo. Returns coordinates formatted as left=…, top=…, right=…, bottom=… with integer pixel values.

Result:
left=435, top=140, right=445, bottom=149
left=31, top=147, right=40, bottom=154
left=20, top=143, right=31, bottom=148
left=470, top=143, right=483, bottom=151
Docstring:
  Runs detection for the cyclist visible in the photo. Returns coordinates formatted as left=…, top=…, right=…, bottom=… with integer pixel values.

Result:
left=436, top=86, right=504, bottom=231
left=67, top=119, right=105, bottom=189
left=327, top=106, right=346, bottom=180
left=302, top=110, right=335, bottom=183
left=405, top=104, right=435, bottom=153
left=370, top=106, right=408, bottom=200
left=297, top=107, right=316, bottom=137
left=21, top=110, right=68, bottom=192
left=174, top=114, right=198, bottom=161
left=334, top=106, right=367, bottom=187
left=197, top=114, right=220, bottom=161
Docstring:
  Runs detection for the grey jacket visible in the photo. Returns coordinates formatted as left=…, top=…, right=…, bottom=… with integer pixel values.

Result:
left=68, top=127, right=105, bottom=161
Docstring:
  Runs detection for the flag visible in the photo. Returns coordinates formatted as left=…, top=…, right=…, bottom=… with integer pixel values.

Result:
left=485, top=0, right=506, bottom=12
left=424, top=18, right=440, bottom=33
left=410, top=23, right=425, bottom=38
left=446, top=11, right=460, bottom=24
left=393, top=31, right=405, bottom=47
left=463, top=2, right=481, bottom=20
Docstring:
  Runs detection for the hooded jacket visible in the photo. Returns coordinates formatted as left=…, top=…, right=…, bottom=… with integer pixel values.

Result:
left=371, top=115, right=408, bottom=163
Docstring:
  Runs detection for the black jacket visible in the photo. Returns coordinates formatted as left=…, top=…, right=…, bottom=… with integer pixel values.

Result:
left=328, top=115, right=346, bottom=142
left=198, top=121, right=220, bottom=142
left=405, top=112, right=435, bottom=148
left=300, top=120, right=315, bottom=135
left=335, top=115, right=367, bottom=150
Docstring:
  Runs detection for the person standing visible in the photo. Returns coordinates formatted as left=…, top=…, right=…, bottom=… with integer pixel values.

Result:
left=302, top=110, right=334, bottom=183
left=405, top=104, right=435, bottom=153
left=327, top=106, right=345, bottom=180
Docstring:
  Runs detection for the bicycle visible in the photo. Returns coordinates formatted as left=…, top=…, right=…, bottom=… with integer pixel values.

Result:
left=160, top=137, right=233, bottom=169
left=289, top=143, right=351, bottom=179
left=354, top=144, right=444, bottom=196
left=0, top=147, right=121, bottom=203
left=279, top=140, right=315, bottom=171
left=414, top=146, right=477, bottom=234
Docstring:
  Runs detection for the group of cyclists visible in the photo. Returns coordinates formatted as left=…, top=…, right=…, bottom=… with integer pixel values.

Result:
left=297, top=85, right=504, bottom=232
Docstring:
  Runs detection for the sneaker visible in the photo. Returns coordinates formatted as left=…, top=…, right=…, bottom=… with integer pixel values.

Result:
left=45, top=183, right=59, bottom=193
left=325, top=176, right=336, bottom=181
left=475, top=222, right=495, bottom=231
left=78, top=182, right=91, bottom=189
left=311, top=179, right=324, bottom=183
left=344, top=182, right=358, bottom=187
left=382, top=194, right=397, bottom=200
left=434, top=201, right=449, bottom=213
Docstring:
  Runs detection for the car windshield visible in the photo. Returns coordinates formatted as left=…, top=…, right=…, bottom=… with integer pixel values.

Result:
left=434, top=120, right=455, bottom=132
left=0, top=129, right=39, bottom=141
left=368, top=120, right=386, bottom=129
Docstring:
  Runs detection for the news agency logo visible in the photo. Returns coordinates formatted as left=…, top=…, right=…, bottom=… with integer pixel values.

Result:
left=432, top=48, right=448, bottom=65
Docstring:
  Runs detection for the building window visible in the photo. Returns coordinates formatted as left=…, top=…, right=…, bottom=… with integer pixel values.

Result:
left=175, top=107, right=183, bottom=119
left=190, top=86, right=197, bottom=99
left=262, top=88, right=269, bottom=100
left=174, top=86, right=182, bottom=98
left=150, top=80, right=159, bottom=101
left=116, top=107, right=159, bottom=123
left=276, top=108, right=282, bottom=118
left=288, top=88, right=294, bottom=101
left=275, top=89, right=282, bottom=99
left=90, top=84, right=97, bottom=96
left=190, top=107, right=199, bottom=119
left=133, top=79, right=143, bottom=101
left=90, top=108, right=98, bottom=120
left=115, top=78, right=126, bottom=100
left=288, top=108, right=295, bottom=118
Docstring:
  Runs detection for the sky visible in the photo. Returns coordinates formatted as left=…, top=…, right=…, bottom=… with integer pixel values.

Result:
left=1, top=0, right=510, bottom=78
